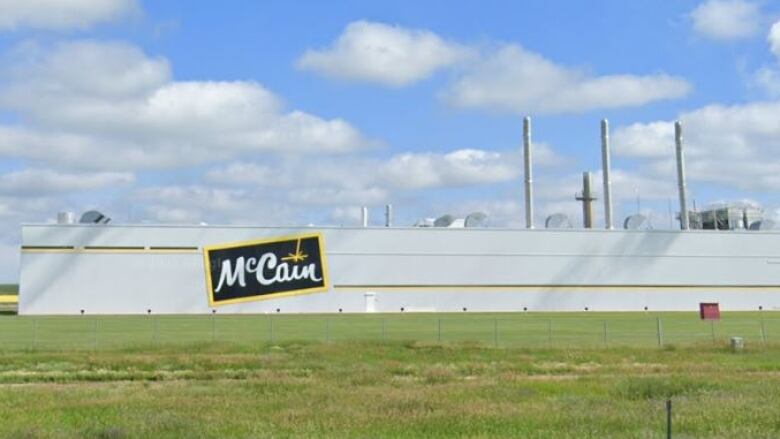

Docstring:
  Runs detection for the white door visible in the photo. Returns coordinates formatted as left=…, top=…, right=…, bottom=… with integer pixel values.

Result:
left=364, top=292, right=377, bottom=313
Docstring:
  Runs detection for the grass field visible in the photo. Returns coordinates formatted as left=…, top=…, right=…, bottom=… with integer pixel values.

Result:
left=0, top=311, right=778, bottom=350
left=0, top=312, right=779, bottom=437
left=1, top=340, right=780, bottom=438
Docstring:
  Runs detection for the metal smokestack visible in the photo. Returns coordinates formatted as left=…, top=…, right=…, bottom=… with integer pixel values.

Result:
left=601, top=119, right=614, bottom=230
left=675, top=121, right=689, bottom=230
left=576, top=171, right=597, bottom=229
left=361, top=206, right=368, bottom=228
left=523, top=116, right=534, bottom=229
left=385, top=204, right=393, bottom=227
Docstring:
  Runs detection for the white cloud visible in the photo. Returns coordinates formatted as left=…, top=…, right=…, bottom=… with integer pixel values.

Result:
left=132, top=184, right=307, bottom=225
left=4, top=41, right=171, bottom=103
left=0, top=242, right=19, bottom=283
left=380, top=149, right=517, bottom=189
left=770, top=21, right=780, bottom=59
left=0, top=169, right=133, bottom=195
left=207, top=147, right=533, bottom=198
left=205, top=160, right=382, bottom=205
left=133, top=186, right=251, bottom=223
left=0, top=194, right=65, bottom=221
left=297, top=20, right=470, bottom=86
left=691, top=0, right=761, bottom=41
left=206, top=159, right=377, bottom=194
left=614, top=101, right=780, bottom=191
left=597, top=169, right=677, bottom=202
left=298, top=22, right=690, bottom=113
left=444, top=45, right=690, bottom=114
left=290, top=187, right=389, bottom=206
left=0, top=41, right=369, bottom=170
left=753, top=66, right=780, bottom=96
left=195, top=142, right=573, bottom=230
left=753, top=21, right=780, bottom=95
left=612, top=122, right=676, bottom=158
left=329, top=206, right=365, bottom=225
left=199, top=146, right=543, bottom=222
left=0, top=0, right=138, bottom=31
left=205, top=162, right=277, bottom=186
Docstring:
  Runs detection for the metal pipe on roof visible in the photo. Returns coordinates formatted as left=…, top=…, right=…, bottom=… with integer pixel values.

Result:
left=361, top=206, right=368, bottom=228
left=576, top=171, right=597, bottom=229
left=601, top=119, right=614, bottom=230
left=523, top=116, right=534, bottom=229
left=385, top=204, right=393, bottom=228
left=57, top=211, right=75, bottom=224
left=675, top=121, right=689, bottom=230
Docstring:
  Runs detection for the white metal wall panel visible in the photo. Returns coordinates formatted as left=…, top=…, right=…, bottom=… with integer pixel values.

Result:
left=18, top=224, right=780, bottom=314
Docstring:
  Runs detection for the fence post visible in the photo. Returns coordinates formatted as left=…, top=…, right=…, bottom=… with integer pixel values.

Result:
left=666, top=399, right=672, bottom=439
left=711, top=320, right=716, bottom=345
left=494, top=319, right=498, bottom=347
left=761, top=318, right=767, bottom=345
left=603, top=320, right=608, bottom=346
left=437, top=318, right=441, bottom=342
left=657, top=317, right=663, bottom=347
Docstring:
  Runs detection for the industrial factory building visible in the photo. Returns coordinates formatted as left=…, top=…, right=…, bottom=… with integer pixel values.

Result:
left=18, top=120, right=780, bottom=314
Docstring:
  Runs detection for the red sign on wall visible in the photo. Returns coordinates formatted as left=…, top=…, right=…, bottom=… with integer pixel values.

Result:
left=699, top=302, right=720, bottom=320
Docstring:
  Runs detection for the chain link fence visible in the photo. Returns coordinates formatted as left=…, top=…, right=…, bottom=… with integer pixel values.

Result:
left=0, top=313, right=777, bottom=351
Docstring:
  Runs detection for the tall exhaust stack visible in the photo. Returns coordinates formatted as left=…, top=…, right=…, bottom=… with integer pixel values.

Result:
left=523, top=116, right=534, bottom=229
left=385, top=204, right=393, bottom=227
left=576, top=172, right=597, bottom=228
left=361, top=206, right=368, bottom=227
left=675, top=121, right=689, bottom=230
left=601, top=119, right=614, bottom=230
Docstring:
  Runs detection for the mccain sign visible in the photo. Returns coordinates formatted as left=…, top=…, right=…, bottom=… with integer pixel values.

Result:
left=203, top=233, right=329, bottom=306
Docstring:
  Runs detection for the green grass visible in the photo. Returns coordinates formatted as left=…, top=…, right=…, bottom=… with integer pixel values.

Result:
left=1, top=341, right=780, bottom=438
left=1, top=312, right=779, bottom=438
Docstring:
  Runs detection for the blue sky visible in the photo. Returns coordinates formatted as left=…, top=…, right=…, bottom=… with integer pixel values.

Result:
left=0, top=0, right=779, bottom=280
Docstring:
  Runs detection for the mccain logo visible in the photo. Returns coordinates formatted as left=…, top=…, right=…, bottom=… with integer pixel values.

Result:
left=203, top=233, right=329, bottom=306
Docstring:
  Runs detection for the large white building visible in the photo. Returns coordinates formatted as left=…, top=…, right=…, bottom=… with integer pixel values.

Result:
left=18, top=119, right=780, bottom=314
left=18, top=223, right=780, bottom=314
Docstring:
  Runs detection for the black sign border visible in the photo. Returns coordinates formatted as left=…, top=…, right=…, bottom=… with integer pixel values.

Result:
left=203, top=232, right=330, bottom=307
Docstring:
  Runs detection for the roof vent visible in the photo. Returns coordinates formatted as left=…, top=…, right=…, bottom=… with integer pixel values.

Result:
left=79, top=210, right=110, bottom=224
left=464, top=212, right=488, bottom=228
left=749, top=219, right=776, bottom=231
left=624, top=214, right=651, bottom=230
left=434, top=214, right=456, bottom=227
left=545, top=213, right=572, bottom=229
